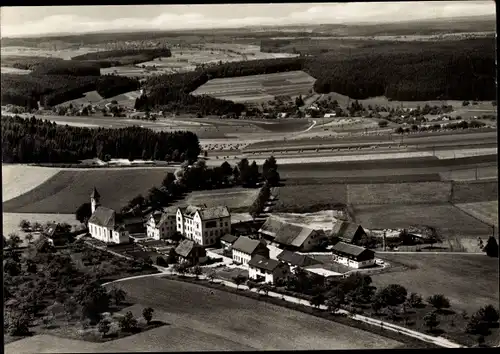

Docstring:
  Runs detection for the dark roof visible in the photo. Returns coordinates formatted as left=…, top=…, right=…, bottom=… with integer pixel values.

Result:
left=88, top=206, right=117, bottom=228
left=90, top=187, right=100, bottom=199
left=44, top=223, right=64, bottom=238
left=232, top=236, right=266, bottom=255
left=277, top=250, right=320, bottom=267
left=274, top=223, right=315, bottom=248
left=258, top=216, right=287, bottom=237
left=220, top=234, right=239, bottom=244
left=332, top=221, right=363, bottom=242
left=331, top=241, right=373, bottom=258
left=248, top=255, right=281, bottom=272
left=175, top=239, right=196, bottom=258
left=180, top=205, right=230, bottom=220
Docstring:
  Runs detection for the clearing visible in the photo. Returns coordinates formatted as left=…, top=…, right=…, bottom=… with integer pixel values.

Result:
left=454, top=200, right=498, bottom=227
left=54, top=91, right=103, bottom=108
left=2, top=164, right=62, bottom=202
left=105, top=277, right=401, bottom=350
left=191, top=70, right=316, bottom=104
left=2, top=168, right=175, bottom=214
left=180, top=188, right=260, bottom=212
left=372, top=253, right=499, bottom=315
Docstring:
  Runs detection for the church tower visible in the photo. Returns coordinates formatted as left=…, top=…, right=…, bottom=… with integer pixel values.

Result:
left=90, top=187, right=101, bottom=214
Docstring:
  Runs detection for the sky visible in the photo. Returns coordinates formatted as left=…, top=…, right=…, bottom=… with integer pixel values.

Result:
left=1, top=2, right=496, bottom=38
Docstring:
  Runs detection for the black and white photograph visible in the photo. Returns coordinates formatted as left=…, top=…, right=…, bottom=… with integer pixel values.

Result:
left=1, top=1, right=498, bottom=352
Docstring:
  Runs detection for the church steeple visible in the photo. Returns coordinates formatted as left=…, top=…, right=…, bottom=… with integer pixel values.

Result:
left=90, top=187, right=101, bottom=214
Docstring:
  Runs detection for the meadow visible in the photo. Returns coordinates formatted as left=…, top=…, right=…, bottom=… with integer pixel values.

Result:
left=180, top=187, right=260, bottom=212
left=191, top=70, right=316, bottom=104
left=454, top=200, right=499, bottom=227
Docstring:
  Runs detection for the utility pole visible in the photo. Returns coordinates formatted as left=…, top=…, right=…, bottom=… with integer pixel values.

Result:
left=383, top=231, right=387, bottom=251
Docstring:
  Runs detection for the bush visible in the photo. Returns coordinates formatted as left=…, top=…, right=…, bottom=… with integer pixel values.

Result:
left=119, top=311, right=138, bottom=332
left=378, top=120, right=388, bottom=128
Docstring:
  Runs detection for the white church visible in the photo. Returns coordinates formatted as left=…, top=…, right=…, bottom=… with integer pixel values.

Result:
left=87, top=187, right=130, bottom=244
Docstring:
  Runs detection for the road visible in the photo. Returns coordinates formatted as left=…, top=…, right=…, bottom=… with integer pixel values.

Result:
left=103, top=267, right=463, bottom=349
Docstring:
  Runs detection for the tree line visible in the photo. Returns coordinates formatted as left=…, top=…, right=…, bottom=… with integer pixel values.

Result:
left=71, top=48, right=172, bottom=67
left=1, top=115, right=201, bottom=163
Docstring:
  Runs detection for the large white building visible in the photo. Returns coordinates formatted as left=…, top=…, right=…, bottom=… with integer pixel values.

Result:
left=176, top=205, right=231, bottom=247
left=146, top=207, right=177, bottom=240
left=232, top=236, right=269, bottom=266
left=87, top=188, right=130, bottom=244
left=330, top=242, right=376, bottom=269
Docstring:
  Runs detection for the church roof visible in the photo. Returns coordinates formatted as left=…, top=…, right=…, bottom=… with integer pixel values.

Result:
left=88, top=206, right=117, bottom=228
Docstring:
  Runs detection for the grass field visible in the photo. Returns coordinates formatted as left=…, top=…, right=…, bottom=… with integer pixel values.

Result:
left=191, top=70, right=316, bottom=104
left=451, top=180, right=498, bottom=203
left=373, top=254, right=499, bottom=315
left=104, top=277, right=401, bottom=351
left=1, top=66, right=31, bottom=74
left=54, top=90, right=104, bottom=108
left=454, top=200, right=499, bottom=227
left=2, top=168, right=175, bottom=213
left=180, top=187, right=260, bottom=211
left=2, top=165, right=62, bottom=202
left=273, top=183, right=348, bottom=213
left=352, top=203, right=492, bottom=237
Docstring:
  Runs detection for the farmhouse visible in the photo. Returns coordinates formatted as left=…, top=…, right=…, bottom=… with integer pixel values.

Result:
left=43, top=223, right=71, bottom=246
left=175, top=239, right=207, bottom=265
left=176, top=205, right=231, bottom=247
left=259, top=216, right=325, bottom=251
left=232, top=236, right=269, bottom=266
left=277, top=249, right=320, bottom=271
left=146, top=207, right=177, bottom=240
left=248, top=255, right=290, bottom=284
left=330, top=242, right=375, bottom=269
left=88, top=188, right=130, bottom=244
left=220, top=233, right=239, bottom=251
left=331, top=221, right=369, bottom=246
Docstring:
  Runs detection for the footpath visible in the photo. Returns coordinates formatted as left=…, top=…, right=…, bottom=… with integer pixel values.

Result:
left=103, top=265, right=464, bottom=349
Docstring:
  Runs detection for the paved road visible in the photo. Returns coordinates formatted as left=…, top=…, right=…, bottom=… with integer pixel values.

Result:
left=103, top=267, right=463, bottom=349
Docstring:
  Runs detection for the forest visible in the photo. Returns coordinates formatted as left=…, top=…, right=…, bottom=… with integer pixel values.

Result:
left=0, top=55, right=66, bottom=70
left=1, top=74, right=139, bottom=108
left=71, top=48, right=172, bottom=67
left=1, top=116, right=201, bottom=164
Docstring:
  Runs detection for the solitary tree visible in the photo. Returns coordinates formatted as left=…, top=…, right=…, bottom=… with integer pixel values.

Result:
left=98, top=319, right=111, bottom=338
left=477, top=305, right=500, bottom=326
left=427, top=294, right=451, bottom=313
left=192, top=265, right=203, bottom=279
left=109, top=287, right=127, bottom=306
left=310, top=293, right=326, bottom=309
left=423, top=311, right=439, bottom=333
left=407, top=292, right=424, bottom=308
left=483, top=236, right=499, bottom=258
left=19, top=219, right=31, bottom=231
left=7, top=233, right=22, bottom=249
left=142, top=307, right=154, bottom=324
left=75, top=203, right=92, bottom=224
left=119, top=311, right=138, bottom=332
left=207, top=270, right=216, bottom=283
left=326, top=288, right=345, bottom=314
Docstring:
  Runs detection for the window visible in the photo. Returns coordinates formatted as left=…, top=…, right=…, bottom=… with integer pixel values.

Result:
left=205, top=220, right=217, bottom=228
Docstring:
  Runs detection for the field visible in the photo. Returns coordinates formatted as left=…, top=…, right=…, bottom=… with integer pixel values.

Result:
left=191, top=70, right=316, bottom=104
left=273, top=183, right=348, bottom=213
left=0, top=46, right=103, bottom=60
left=454, top=201, right=499, bottom=227
left=373, top=254, right=499, bottom=315
left=1, top=66, right=31, bottom=74
left=352, top=203, right=492, bottom=238
left=54, top=90, right=104, bottom=108
left=180, top=187, right=260, bottom=212
left=2, top=168, right=175, bottom=213
left=2, top=165, right=62, bottom=202
left=270, top=210, right=342, bottom=231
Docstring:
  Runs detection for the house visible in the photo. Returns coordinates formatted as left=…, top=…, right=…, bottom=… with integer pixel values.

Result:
left=331, top=221, right=369, bottom=245
left=324, top=113, right=336, bottom=118
left=259, top=216, right=325, bottom=252
left=146, top=206, right=177, bottom=240
left=43, top=223, right=72, bottom=246
left=248, top=255, right=290, bottom=284
left=220, top=233, right=239, bottom=251
left=232, top=236, right=269, bottom=266
left=304, top=266, right=345, bottom=279
left=176, top=205, right=231, bottom=246
left=88, top=188, right=129, bottom=244
left=175, top=239, right=207, bottom=265
left=330, top=241, right=375, bottom=269
left=276, top=249, right=320, bottom=271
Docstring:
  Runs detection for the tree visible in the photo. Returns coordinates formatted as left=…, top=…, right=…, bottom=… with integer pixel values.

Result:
left=378, top=120, right=388, bottom=128
left=76, top=282, right=111, bottom=324
left=25, top=259, right=37, bottom=274
left=166, top=247, right=178, bottom=263
left=258, top=283, right=271, bottom=297
left=477, top=305, right=499, bottom=326
left=8, top=233, right=22, bottom=248
left=19, top=219, right=31, bottom=231
left=423, top=311, right=439, bottom=332
left=483, top=236, right=499, bottom=257
left=207, top=270, right=216, bottom=283
left=4, top=258, right=22, bottom=276
left=98, top=319, right=111, bottom=338
left=109, top=287, right=127, bottom=306
left=326, top=288, right=345, bottom=314
left=25, top=233, right=34, bottom=244
left=173, top=263, right=187, bottom=275
left=6, top=311, right=31, bottom=336
left=376, top=284, right=408, bottom=308
left=162, top=172, right=176, bottom=189
left=407, top=292, right=424, bottom=308
left=427, top=294, right=451, bottom=312
left=467, top=312, right=490, bottom=335
left=119, top=311, right=138, bottom=332
left=142, top=307, right=154, bottom=324
left=310, top=293, right=326, bottom=309
left=371, top=297, right=384, bottom=315
left=75, top=202, right=92, bottom=224
left=192, top=265, right=203, bottom=279
left=233, top=274, right=246, bottom=290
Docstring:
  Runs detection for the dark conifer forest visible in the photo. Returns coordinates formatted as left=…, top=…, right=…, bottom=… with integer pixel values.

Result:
left=1, top=116, right=201, bottom=163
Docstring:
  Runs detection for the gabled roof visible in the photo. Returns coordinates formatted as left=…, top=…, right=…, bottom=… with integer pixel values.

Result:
left=332, top=221, right=364, bottom=243
left=220, top=234, right=239, bottom=244
left=274, top=223, right=315, bottom=248
left=331, top=241, right=373, bottom=258
left=44, top=223, right=65, bottom=238
left=248, top=255, right=282, bottom=272
left=258, top=216, right=287, bottom=237
left=175, top=239, right=197, bottom=258
left=88, top=206, right=117, bottom=228
left=182, top=205, right=200, bottom=218
left=277, top=250, right=320, bottom=267
left=179, top=205, right=230, bottom=220
left=232, top=236, right=266, bottom=255
left=90, top=187, right=100, bottom=199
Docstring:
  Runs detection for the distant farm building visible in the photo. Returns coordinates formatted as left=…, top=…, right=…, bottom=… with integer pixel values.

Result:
left=276, top=249, right=320, bottom=271
left=175, top=239, right=207, bottom=265
left=43, top=223, right=72, bottom=246
left=330, top=242, right=375, bottom=269
left=248, top=255, right=290, bottom=284
left=331, top=221, right=369, bottom=246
